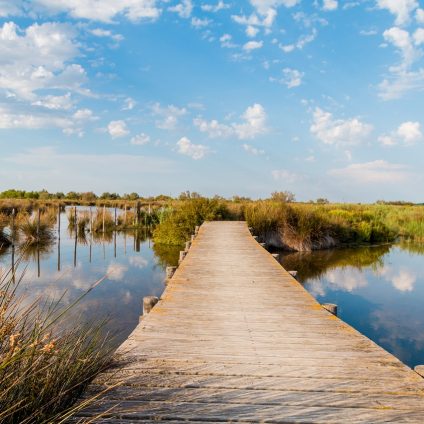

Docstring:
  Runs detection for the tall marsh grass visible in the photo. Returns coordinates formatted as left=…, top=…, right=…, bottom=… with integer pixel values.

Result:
left=0, top=214, right=11, bottom=248
left=154, top=199, right=424, bottom=251
left=18, top=210, right=55, bottom=245
left=153, top=198, right=234, bottom=245
left=0, top=266, right=115, bottom=423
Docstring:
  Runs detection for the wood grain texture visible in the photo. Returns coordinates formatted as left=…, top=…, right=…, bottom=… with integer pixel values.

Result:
left=77, top=221, right=424, bottom=423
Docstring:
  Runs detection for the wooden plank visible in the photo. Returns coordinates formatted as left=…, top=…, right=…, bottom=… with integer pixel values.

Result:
left=76, top=222, right=424, bottom=422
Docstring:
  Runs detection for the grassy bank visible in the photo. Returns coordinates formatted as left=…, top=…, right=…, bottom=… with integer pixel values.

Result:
left=152, top=198, right=424, bottom=249
left=0, top=268, right=114, bottom=423
left=2, top=195, right=424, bottom=251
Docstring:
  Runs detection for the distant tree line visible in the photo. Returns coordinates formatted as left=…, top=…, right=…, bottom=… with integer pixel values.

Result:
left=0, top=189, right=418, bottom=205
left=0, top=189, right=172, bottom=202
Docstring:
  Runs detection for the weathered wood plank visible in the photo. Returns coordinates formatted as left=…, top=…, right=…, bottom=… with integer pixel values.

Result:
left=76, top=222, right=424, bottom=423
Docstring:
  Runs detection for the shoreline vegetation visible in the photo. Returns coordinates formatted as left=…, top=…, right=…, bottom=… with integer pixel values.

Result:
left=1, top=189, right=424, bottom=252
left=0, top=266, right=114, bottom=423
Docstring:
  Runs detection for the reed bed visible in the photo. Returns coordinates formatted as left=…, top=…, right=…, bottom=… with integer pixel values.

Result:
left=152, top=199, right=424, bottom=250
left=0, top=213, right=11, bottom=248
left=92, top=208, right=115, bottom=233
left=0, top=266, right=115, bottom=423
left=18, top=211, right=55, bottom=245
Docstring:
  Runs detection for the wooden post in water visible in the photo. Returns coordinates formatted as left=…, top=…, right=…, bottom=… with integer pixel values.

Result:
left=74, top=206, right=77, bottom=230
left=114, top=226, right=117, bottom=258
left=179, top=250, right=187, bottom=264
left=102, top=205, right=105, bottom=234
left=148, top=203, right=151, bottom=228
left=11, top=208, right=15, bottom=248
left=37, top=246, right=40, bottom=278
left=36, top=208, right=41, bottom=241
left=89, top=207, right=93, bottom=233
left=57, top=234, right=61, bottom=272
left=165, top=266, right=177, bottom=282
left=74, top=208, right=78, bottom=268
left=124, top=205, right=127, bottom=228
left=114, top=207, right=117, bottom=227
left=11, top=209, right=15, bottom=283
left=57, top=205, right=61, bottom=236
left=143, top=296, right=159, bottom=316
left=57, top=206, right=61, bottom=272
left=322, top=303, right=338, bottom=316
left=135, top=201, right=140, bottom=227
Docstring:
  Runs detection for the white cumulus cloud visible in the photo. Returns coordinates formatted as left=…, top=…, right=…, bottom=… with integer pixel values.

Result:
left=177, top=136, right=209, bottom=159
left=169, top=0, right=193, bottom=18
left=194, top=103, right=267, bottom=140
left=243, top=40, right=263, bottom=50
left=323, top=0, right=338, bottom=11
left=193, top=118, right=234, bottom=138
left=0, top=21, right=85, bottom=101
left=379, top=121, right=423, bottom=145
left=32, top=0, right=161, bottom=23
left=376, top=0, right=418, bottom=26
left=107, top=120, right=129, bottom=138
left=271, top=67, right=304, bottom=88
left=201, top=1, right=230, bottom=12
left=234, top=103, right=267, bottom=139
left=310, top=108, right=373, bottom=146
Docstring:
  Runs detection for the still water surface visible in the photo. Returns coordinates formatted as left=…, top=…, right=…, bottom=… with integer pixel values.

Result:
left=1, top=211, right=423, bottom=368
left=280, top=243, right=424, bottom=368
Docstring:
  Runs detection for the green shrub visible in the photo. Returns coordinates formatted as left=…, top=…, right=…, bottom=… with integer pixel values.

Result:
left=153, top=198, right=232, bottom=245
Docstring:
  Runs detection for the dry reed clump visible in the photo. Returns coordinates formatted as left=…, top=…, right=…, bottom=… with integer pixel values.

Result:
left=0, top=214, right=11, bottom=248
left=77, top=211, right=90, bottom=233
left=244, top=202, right=396, bottom=251
left=92, top=208, right=115, bottom=233
left=0, top=200, right=35, bottom=216
left=17, top=210, right=55, bottom=245
left=0, top=267, right=115, bottom=423
left=117, top=210, right=136, bottom=228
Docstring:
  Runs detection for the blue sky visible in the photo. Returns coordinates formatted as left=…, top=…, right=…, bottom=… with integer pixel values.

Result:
left=0, top=0, right=423, bottom=201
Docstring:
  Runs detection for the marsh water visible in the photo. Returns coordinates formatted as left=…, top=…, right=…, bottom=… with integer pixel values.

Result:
left=1, top=209, right=424, bottom=368
left=279, top=243, right=424, bottom=368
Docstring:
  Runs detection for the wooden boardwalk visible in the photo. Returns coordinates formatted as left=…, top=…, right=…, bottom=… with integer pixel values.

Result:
left=79, top=221, right=424, bottom=423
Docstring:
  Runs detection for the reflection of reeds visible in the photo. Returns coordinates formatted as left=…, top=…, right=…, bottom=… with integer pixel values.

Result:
left=18, top=240, right=54, bottom=261
left=280, top=244, right=391, bottom=282
left=91, top=231, right=114, bottom=244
